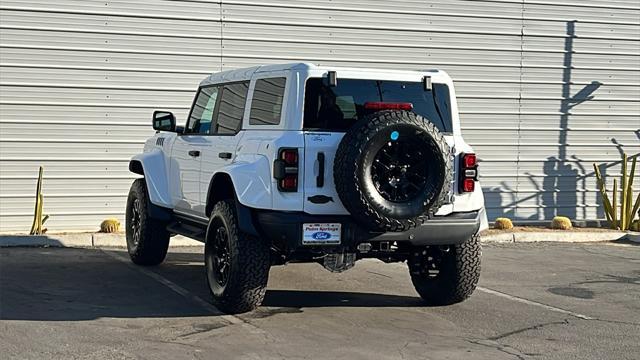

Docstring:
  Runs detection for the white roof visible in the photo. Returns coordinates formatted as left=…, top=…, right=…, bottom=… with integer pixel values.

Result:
left=200, top=62, right=445, bottom=86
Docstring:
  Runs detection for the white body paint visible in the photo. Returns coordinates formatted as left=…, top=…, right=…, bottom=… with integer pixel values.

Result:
left=132, top=63, right=488, bottom=231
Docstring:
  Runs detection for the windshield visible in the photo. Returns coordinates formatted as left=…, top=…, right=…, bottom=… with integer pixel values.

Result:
left=303, top=78, right=452, bottom=133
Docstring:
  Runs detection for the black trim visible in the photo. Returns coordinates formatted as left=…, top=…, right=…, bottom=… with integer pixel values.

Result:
left=128, top=160, right=143, bottom=175
left=174, top=212, right=208, bottom=226
left=254, top=210, right=481, bottom=255
left=235, top=201, right=259, bottom=237
left=167, top=221, right=206, bottom=243
left=275, top=148, right=299, bottom=192
left=307, top=195, right=333, bottom=204
left=169, top=202, right=259, bottom=242
left=458, top=153, right=479, bottom=193
left=316, top=152, right=325, bottom=187
left=147, top=202, right=173, bottom=222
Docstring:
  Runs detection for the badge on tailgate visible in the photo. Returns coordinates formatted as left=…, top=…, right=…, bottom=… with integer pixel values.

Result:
left=302, top=223, right=341, bottom=245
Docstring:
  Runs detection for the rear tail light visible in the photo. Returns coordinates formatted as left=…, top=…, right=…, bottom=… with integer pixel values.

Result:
left=462, top=178, right=475, bottom=192
left=281, top=176, right=297, bottom=190
left=274, top=148, right=299, bottom=192
left=459, top=153, right=478, bottom=193
left=463, top=153, right=477, bottom=168
left=363, top=102, right=413, bottom=111
left=282, top=149, right=298, bottom=165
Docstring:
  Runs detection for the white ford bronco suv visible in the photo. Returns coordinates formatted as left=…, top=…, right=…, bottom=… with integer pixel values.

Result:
left=126, top=63, right=488, bottom=314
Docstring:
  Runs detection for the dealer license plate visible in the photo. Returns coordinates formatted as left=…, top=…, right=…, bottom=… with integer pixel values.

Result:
left=302, top=223, right=341, bottom=245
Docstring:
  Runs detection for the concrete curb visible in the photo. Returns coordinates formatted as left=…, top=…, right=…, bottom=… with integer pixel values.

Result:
left=625, top=231, right=640, bottom=243
left=1, top=231, right=638, bottom=248
left=480, top=231, right=633, bottom=243
left=0, top=233, right=202, bottom=248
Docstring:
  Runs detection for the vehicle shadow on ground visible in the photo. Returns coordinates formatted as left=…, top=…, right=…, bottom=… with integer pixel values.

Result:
left=0, top=247, right=215, bottom=321
left=166, top=252, right=426, bottom=308
left=0, top=248, right=424, bottom=322
left=262, top=290, right=424, bottom=308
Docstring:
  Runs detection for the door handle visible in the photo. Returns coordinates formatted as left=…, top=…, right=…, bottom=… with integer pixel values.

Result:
left=316, top=152, right=325, bottom=187
left=188, top=150, right=200, bottom=157
left=218, top=152, right=232, bottom=159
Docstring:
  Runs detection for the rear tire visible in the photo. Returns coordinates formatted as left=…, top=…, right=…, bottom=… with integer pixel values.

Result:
left=205, top=200, right=270, bottom=314
left=409, top=235, right=481, bottom=305
left=125, top=179, right=170, bottom=266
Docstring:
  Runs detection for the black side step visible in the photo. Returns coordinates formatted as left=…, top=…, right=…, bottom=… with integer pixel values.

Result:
left=167, top=221, right=206, bottom=243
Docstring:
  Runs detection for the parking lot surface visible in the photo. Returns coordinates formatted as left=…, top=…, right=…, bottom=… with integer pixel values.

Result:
left=1, top=242, right=639, bottom=360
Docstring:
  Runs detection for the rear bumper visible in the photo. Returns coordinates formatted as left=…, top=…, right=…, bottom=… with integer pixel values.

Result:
left=253, top=209, right=481, bottom=253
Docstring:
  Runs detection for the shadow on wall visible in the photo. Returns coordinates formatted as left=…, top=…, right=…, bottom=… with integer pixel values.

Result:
left=483, top=20, right=618, bottom=221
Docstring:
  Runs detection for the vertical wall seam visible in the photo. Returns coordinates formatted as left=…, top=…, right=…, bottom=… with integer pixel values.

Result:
left=514, top=0, right=526, bottom=220
left=220, top=0, right=224, bottom=70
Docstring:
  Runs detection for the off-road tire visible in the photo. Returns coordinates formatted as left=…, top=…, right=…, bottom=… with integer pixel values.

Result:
left=205, top=200, right=270, bottom=314
left=334, top=110, right=452, bottom=232
left=125, top=179, right=170, bottom=266
left=409, top=235, right=481, bottom=305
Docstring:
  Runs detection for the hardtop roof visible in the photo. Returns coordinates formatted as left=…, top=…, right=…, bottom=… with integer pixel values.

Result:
left=200, top=62, right=444, bottom=86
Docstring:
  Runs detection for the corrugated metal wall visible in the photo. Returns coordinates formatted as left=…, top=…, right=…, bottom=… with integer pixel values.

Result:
left=1, top=0, right=639, bottom=232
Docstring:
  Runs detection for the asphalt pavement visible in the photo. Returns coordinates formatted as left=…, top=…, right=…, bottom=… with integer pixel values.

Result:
left=1, top=242, right=638, bottom=360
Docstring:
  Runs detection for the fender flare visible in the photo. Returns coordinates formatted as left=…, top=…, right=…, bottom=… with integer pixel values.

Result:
left=205, top=155, right=273, bottom=238
left=205, top=154, right=273, bottom=213
left=129, top=149, right=172, bottom=209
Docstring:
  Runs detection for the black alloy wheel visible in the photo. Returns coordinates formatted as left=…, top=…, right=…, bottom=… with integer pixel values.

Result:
left=130, top=198, right=142, bottom=247
left=212, top=226, right=231, bottom=287
left=371, top=133, right=429, bottom=202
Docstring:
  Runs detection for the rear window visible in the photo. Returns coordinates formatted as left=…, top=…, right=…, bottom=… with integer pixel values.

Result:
left=215, top=81, right=249, bottom=134
left=303, top=78, right=452, bottom=133
left=249, top=77, right=286, bottom=125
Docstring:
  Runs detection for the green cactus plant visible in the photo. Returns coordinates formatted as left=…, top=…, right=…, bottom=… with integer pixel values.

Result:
left=100, top=218, right=121, bottom=233
left=594, top=153, right=640, bottom=230
left=551, top=216, right=572, bottom=230
left=29, top=166, right=48, bottom=235
left=494, top=217, right=513, bottom=230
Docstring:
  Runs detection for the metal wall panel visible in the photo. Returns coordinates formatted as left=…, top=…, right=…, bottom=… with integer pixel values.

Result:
left=0, top=0, right=221, bottom=231
left=0, top=0, right=638, bottom=231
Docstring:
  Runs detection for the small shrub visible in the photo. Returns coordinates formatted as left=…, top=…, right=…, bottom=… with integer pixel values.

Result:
left=100, top=218, right=121, bottom=233
left=494, top=217, right=513, bottom=230
left=551, top=216, right=572, bottom=230
left=630, top=220, right=640, bottom=232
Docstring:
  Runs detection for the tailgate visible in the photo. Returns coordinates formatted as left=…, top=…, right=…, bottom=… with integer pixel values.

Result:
left=302, top=132, right=350, bottom=215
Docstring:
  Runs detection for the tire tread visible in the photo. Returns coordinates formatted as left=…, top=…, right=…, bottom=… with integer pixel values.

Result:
left=126, top=179, right=170, bottom=266
left=410, top=235, right=481, bottom=305
left=334, top=110, right=453, bottom=232
left=207, top=200, right=270, bottom=314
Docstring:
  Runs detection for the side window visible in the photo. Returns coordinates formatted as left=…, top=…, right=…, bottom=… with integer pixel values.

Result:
left=214, top=81, right=249, bottom=134
left=249, top=77, right=286, bottom=125
left=186, top=86, right=219, bottom=134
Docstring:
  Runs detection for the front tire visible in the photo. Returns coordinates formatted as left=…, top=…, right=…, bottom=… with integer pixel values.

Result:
left=205, top=200, right=270, bottom=314
left=409, top=235, right=481, bottom=305
left=125, top=179, right=170, bottom=266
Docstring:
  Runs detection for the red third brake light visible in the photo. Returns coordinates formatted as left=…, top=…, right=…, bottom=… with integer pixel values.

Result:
left=462, top=153, right=477, bottom=168
left=364, top=102, right=413, bottom=111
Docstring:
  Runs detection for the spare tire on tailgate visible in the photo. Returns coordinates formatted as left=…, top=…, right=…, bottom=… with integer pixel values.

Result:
left=334, top=110, right=452, bottom=232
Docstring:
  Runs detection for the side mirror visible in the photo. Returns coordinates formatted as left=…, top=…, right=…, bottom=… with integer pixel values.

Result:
left=152, top=111, right=176, bottom=132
